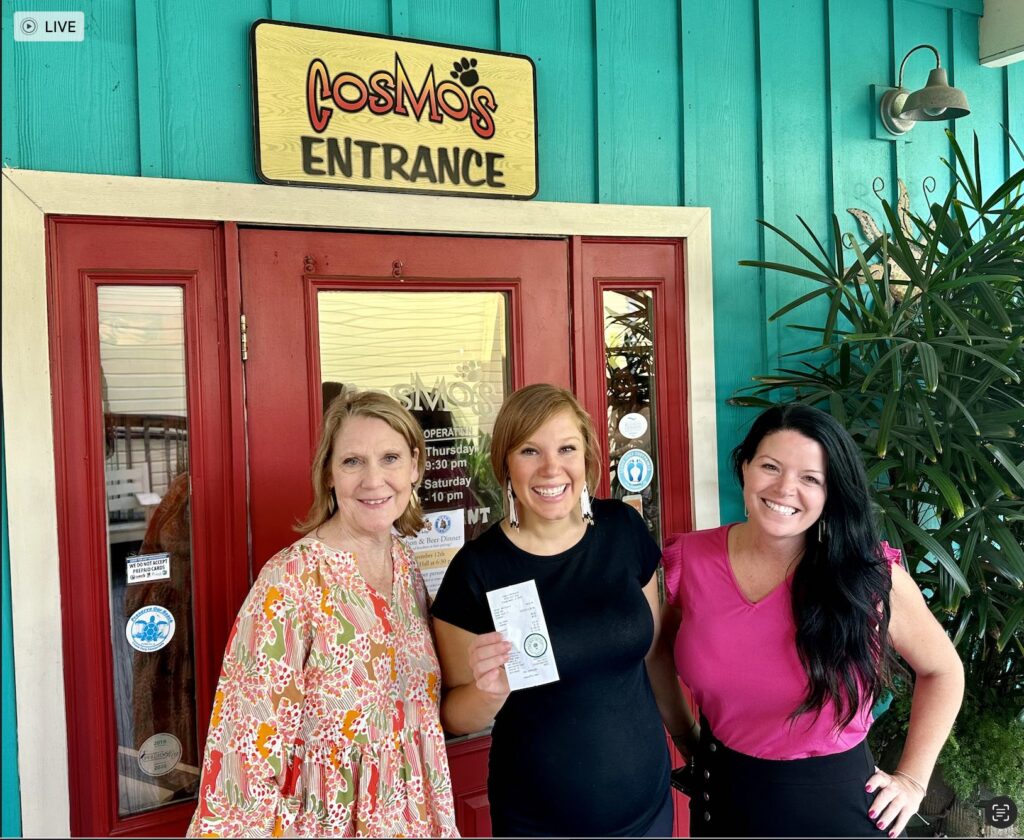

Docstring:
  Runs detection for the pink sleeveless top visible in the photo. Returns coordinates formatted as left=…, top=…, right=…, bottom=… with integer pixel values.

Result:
left=664, top=525, right=901, bottom=760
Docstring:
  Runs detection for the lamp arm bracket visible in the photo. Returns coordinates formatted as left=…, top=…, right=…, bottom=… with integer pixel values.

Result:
left=897, top=43, right=941, bottom=88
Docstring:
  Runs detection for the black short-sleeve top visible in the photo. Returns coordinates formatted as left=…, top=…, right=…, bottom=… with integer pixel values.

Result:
left=431, top=498, right=669, bottom=836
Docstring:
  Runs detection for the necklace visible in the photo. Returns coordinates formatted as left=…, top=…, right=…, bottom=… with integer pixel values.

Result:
left=357, top=549, right=394, bottom=599
left=313, top=521, right=394, bottom=599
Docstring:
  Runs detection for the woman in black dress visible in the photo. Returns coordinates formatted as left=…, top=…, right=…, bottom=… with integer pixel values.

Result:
left=431, top=384, right=672, bottom=837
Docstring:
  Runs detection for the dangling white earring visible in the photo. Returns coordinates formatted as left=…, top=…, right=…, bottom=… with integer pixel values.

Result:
left=506, top=479, right=519, bottom=530
left=580, top=485, right=594, bottom=525
left=744, top=505, right=749, bottom=518
left=818, top=518, right=827, bottom=541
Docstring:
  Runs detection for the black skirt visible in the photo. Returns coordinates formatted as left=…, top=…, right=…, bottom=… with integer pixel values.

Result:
left=688, top=717, right=905, bottom=838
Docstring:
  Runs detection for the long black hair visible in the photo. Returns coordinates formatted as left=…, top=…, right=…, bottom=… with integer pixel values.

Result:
left=732, top=403, right=904, bottom=729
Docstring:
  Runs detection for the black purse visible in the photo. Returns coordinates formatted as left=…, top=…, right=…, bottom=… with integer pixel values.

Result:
left=670, top=763, right=696, bottom=796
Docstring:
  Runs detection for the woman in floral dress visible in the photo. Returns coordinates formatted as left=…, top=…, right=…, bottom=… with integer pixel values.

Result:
left=187, top=389, right=458, bottom=837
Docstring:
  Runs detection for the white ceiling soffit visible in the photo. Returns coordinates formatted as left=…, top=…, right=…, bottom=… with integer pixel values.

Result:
left=980, top=0, right=1024, bottom=67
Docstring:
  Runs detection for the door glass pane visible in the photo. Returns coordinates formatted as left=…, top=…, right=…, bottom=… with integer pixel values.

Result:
left=604, top=290, right=661, bottom=543
left=318, top=291, right=508, bottom=596
left=98, top=286, right=199, bottom=816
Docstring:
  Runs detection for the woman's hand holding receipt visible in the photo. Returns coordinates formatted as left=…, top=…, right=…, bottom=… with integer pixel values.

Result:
left=468, top=632, right=512, bottom=699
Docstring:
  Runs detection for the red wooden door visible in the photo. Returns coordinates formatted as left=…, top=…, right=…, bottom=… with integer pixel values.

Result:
left=572, top=237, right=695, bottom=836
left=238, top=229, right=571, bottom=834
left=48, top=220, right=694, bottom=838
left=48, top=218, right=248, bottom=838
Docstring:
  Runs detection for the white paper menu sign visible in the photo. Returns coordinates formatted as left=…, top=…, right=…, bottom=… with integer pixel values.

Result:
left=486, top=579, right=560, bottom=691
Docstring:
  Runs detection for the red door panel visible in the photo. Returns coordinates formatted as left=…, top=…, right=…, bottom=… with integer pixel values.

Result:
left=573, top=237, right=692, bottom=538
left=48, top=218, right=247, bottom=838
left=239, top=230, right=571, bottom=836
left=572, top=237, right=693, bottom=836
left=238, top=229, right=571, bottom=573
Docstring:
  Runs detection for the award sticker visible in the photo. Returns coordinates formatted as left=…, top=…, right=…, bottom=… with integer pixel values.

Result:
left=618, top=412, right=648, bottom=440
left=126, top=605, right=175, bottom=652
left=617, top=449, right=654, bottom=493
left=138, top=732, right=182, bottom=777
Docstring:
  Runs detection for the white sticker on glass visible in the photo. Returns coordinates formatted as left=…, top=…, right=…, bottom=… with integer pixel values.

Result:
left=126, top=605, right=175, bottom=652
left=138, top=733, right=182, bottom=777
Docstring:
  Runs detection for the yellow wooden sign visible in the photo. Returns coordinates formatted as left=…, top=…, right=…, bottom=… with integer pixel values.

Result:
left=251, top=21, right=538, bottom=199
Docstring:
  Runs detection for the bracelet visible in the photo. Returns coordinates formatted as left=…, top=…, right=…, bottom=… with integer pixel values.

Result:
left=671, top=720, right=700, bottom=741
left=892, top=769, right=928, bottom=796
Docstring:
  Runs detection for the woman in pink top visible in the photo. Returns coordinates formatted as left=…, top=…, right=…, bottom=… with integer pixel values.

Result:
left=648, top=404, right=964, bottom=837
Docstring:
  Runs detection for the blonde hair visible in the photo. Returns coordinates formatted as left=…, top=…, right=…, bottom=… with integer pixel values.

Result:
left=490, top=384, right=601, bottom=505
left=296, top=388, right=427, bottom=537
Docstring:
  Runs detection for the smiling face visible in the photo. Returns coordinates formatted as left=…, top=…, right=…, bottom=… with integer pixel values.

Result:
left=328, top=415, right=419, bottom=540
left=741, top=429, right=827, bottom=541
left=506, top=410, right=588, bottom=529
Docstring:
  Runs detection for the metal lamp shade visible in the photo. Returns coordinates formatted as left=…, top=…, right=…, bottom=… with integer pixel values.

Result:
left=900, top=67, right=970, bottom=121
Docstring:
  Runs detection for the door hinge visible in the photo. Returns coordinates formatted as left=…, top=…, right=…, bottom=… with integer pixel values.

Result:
left=240, top=313, right=249, bottom=361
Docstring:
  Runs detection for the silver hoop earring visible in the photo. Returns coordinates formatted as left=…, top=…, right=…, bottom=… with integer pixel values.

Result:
left=580, top=485, right=594, bottom=525
left=506, top=479, right=519, bottom=530
left=328, top=487, right=337, bottom=515
left=818, top=518, right=827, bottom=541
left=744, top=505, right=749, bottom=518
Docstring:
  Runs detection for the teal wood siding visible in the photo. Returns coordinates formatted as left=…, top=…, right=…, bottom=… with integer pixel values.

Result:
left=2, top=423, right=20, bottom=837
left=2, top=0, right=1018, bottom=521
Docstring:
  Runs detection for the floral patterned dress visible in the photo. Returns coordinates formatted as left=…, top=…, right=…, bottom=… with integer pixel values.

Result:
left=186, top=536, right=458, bottom=838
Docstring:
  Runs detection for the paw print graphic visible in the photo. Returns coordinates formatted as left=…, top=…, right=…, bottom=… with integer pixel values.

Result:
left=456, top=360, right=482, bottom=381
left=451, top=56, right=479, bottom=87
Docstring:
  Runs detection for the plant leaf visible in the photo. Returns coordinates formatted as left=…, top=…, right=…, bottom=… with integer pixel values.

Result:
left=920, top=464, right=966, bottom=519
left=887, top=507, right=970, bottom=593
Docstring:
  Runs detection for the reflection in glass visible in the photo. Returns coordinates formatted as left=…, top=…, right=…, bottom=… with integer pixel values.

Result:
left=604, top=290, right=661, bottom=543
left=98, top=286, right=199, bottom=816
left=318, top=291, right=509, bottom=596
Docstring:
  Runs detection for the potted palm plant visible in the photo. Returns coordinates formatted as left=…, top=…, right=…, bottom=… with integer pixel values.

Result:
left=731, top=130, right=1024, bottom=835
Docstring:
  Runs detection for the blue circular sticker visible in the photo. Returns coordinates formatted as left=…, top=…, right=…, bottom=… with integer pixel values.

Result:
left=126, top=605, right=175, bottom=652
left=617, top=449, right=655, bottom=493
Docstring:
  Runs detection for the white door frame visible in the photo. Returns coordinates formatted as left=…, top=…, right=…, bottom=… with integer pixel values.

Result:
left=2, top=167, right=718, bottom=837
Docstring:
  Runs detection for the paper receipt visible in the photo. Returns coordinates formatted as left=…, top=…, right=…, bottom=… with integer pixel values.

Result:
left=486, top=579, right=559, bottom=691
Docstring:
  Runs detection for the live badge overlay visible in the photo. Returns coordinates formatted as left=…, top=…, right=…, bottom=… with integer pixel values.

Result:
left=251, top=20, right=538, bottom=198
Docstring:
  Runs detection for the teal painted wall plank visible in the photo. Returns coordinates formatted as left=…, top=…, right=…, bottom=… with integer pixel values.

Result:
left=389, top=0, right=410, bottom=37
left=288, top=1, right=389, bottom=33
left=1009, top=62, right=1024, bottom=159
left=908, top=0, right=982, bottom=13
left=758, top=0, right=832, bottom=364
left=951, top=10, right=1009, bottom=200
left=894, top=1, right=954, bottom=207
left=1, top=2, right=21, bottom=167
left=1, top=420, right=20, bottom=838
left=155, top=1, right=268, bottom=182
left=135, top=0, right=164, bottom=176
left=4, top=0, right=139, bottom=174
left=498, top=0, right=597, bottom=202
left=405, top=0, right=498, bottom=50
left=828, top=0, right=895, bottom=238
left=594, top=0, right=681, bottom=205
left=682, top=0, right=763, bottom=523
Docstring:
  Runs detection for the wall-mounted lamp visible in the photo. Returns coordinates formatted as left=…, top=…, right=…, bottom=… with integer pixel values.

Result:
left=879, top=43, right=970, bottom=136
